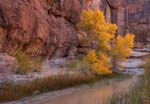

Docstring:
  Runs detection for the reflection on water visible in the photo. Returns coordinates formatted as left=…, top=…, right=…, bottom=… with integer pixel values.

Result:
left=44, top=77, right=138, bottom=104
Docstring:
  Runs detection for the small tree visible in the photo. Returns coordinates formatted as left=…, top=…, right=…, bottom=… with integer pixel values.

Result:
left=111, top=34, right=135, bottom=71
left=32, top=57, right=43, bottom=72
left=15, top=50, right=32, bottom=74
left=13, top=50, right=43, bottom=74
left=77, top=10, right=117, bottom=75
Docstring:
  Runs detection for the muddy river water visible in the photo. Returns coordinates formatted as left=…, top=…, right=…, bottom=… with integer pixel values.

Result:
left=42, top=50, right=147, bottom=104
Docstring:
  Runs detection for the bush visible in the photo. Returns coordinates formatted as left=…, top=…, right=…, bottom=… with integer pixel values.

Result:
left=12, top=50, right=43, bottom=74
left=32, top=57, right=43, bottom=72
left=82, top=50, right=112, bottom=75
left=15, top=50, right=32, bottom=74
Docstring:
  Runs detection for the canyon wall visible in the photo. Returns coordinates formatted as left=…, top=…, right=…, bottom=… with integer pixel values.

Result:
left=0, top=0, right=149, bottom=58
left=83, top=0, right=127, bottom=35
left=84, top=0, right=150, bottom=42
left=126, top=0, right=150, bottom=42
left=0, top=0, right=82, bottom=58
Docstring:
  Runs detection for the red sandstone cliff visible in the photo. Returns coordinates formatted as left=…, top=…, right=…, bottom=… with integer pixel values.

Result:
left=0, top=0, right=82, bottom=58
left=0, top=0, right=149, bottom=58
left=126, top=0, right=150, bottom=42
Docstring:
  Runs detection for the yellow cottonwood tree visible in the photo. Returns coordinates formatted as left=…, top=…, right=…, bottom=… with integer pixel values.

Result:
left=111, top=34, right=134, bottom=71
left=78, top=10, right=134, bottom=75
left=112, top=34, right=134, bottom=61
left=78, top=10, right=117, bottom=75
left=82, top=50, right=111, bottom=75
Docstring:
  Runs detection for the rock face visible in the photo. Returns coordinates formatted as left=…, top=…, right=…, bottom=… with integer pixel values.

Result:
left=83, top=0, right=127, bottom=35
left=0, top=0, right=149, bottom=57
left=0, top=0, right=82, bottom=58
left=126, top=0, right=150, bottom=42
left=84, top=0, right=150, bottom=42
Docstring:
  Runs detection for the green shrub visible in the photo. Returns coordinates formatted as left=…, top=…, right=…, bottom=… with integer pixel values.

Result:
left=15, top=50, right=32, bottom=74
left=79, top=38, right=90, bottom=46
left=32, top=57, right=43, bottom=72
left=62, top=59, right=91, bottom=73
left=12, top=50, right=43, bottom=74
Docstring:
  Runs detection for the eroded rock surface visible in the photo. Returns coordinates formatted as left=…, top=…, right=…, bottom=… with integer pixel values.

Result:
left=0, top=0, right=82, bottom=57
left=0, top=0, right=149, bottom=57
left=126, top=0, right=150, bottom=42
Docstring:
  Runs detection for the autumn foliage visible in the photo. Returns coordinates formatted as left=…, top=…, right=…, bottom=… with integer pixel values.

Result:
left=78, top=10, right=134, bottom=75
left=112, top=34, right=134, bottom=61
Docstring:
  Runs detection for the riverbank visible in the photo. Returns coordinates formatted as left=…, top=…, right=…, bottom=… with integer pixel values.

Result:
left=108, top=64, right=150, bottom=104
left=0, top=47, right=149, bottom=103
left=0, top=55, right=128, bottom=103
left=1, top=73, right=131, bottom=104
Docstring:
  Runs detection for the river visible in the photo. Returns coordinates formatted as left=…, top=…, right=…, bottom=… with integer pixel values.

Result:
left=3, top=48, right=149, bottom=104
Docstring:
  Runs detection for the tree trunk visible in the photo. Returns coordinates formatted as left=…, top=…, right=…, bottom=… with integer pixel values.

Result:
left=112, top=57, right=121, bottom=73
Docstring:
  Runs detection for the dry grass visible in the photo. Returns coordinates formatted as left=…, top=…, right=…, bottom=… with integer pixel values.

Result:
left=0, top=73, right=96, bottom=102
left=143, top=56, right=150, bottom=104
left=108, top=55, right=150, bottom=104
left=108, top=80, right=144, bottom=104
left=0, top=73, right=124, bottom=103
